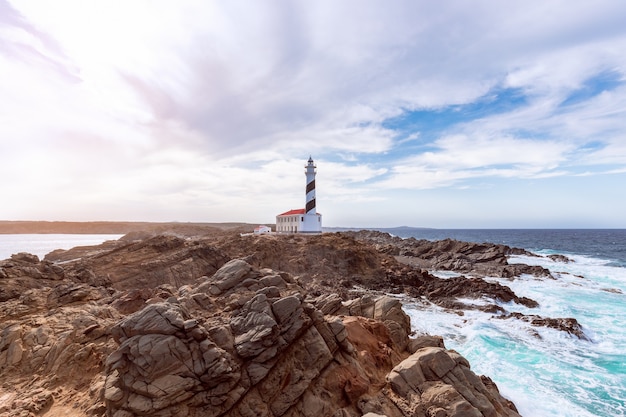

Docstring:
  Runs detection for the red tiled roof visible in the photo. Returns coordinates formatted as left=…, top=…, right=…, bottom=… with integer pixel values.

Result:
left=277, top=208, right=305, bottom=216
left=277, top=209, right=322, bottom=216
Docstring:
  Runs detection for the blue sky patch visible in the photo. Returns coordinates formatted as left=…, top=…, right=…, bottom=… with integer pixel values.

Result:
left=382, top=86, right=528, bottom=143
left=560, top=71, right=623, bottom=107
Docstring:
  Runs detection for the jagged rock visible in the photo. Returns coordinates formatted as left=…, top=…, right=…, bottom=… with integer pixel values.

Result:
left=496, top=312, right=589, bottom=340
left=230, top=293, right=279, bottom=358
left=404, top=275, right=539, bottom=309
left=387, top=352, right=427, bottom=397
left=387, top=347, right=520, bottom=417
left=10, top=252, right=40, bottom=263
left=105, top=303, right=241, bottom=416
left=98, top=258, right=521, bottom=417
left=0, top=324, right=24, bottom=368
left=347, top=230, right=551, bottom=280
left=111, top=302, right=188, bottom=342
left=111, top=288, right=154, bottom=314
left=421, top=382, right=483, bottom=417
left=50, top=234, right=230, bottom=291
left=1, top=232, right=531, bottom=417
left=47, top=283, right=106, bottom=306
left=0, top=256, right=66, bottom=302
left=313, top=293, right=344, bottom=315
left=207, top=258, right=253, bottom=295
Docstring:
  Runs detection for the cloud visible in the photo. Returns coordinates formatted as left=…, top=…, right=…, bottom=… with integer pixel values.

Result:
left=375, top=134, right=573, bottom=190
left=2, top=0, right=626, bottom=225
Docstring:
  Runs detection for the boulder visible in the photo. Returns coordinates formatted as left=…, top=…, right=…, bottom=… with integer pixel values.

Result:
left=230, top=293, right=279, bottom=358
left=207, top=258, right=253, bottom=295
left=105, top=304, right=241, bottom=416
left=387, top=347, right=520, bottom=417
left=111, top=302, right=188, bottom=343
left=408, top=335, right=445, bottom=353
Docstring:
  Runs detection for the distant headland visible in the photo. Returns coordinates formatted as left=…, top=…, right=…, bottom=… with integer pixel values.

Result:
left=0, top=220, right=257, bottom=235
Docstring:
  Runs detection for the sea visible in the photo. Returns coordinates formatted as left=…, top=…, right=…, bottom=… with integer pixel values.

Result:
left=1, top=230, right=624, bottom=416
left=0, top=234, right=124, bottom=261
left=385, top=229, right=626, bottom=417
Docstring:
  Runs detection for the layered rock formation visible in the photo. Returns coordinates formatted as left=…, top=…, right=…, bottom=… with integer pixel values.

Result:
left=343, top=230, right=552, bottom=279
left=343, top=231, right=590, bottom=337
left=0, top=231, right=526, bottom=417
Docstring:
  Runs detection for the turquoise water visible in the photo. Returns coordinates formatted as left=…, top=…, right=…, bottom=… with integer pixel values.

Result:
left=401, top=231, right=626, bottom=417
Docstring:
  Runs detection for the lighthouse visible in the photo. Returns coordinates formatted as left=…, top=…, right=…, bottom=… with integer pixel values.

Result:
left=275, top=157, right=323, bottom=233
left=302, top=156, right=321, bottom=232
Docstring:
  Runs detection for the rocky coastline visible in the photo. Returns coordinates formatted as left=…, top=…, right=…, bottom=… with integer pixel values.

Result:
left=0, top=229, right=586, bottom=416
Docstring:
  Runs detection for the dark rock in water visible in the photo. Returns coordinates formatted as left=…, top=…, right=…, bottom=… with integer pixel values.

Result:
left=414, top=275, right=540, bottom=308
left=495, top=312, right=589, bottom=340
left=547, top=254, right=574, bottom=263
left=380, top=264, right=540, bottom=310
left=346, top=230, right=553, bottom=279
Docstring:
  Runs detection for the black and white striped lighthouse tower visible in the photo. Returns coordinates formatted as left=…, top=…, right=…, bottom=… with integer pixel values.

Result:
left=305, top=156, right=316, bottom=215
left=300, top=156, right=322, bottom=232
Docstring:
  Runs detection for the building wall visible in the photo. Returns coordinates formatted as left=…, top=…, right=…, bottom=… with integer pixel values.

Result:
left=301, top=213, right=322, bottom=232
left=276, top=213, right=321, bottom=233
left=276, top=215, right=303, bottom=232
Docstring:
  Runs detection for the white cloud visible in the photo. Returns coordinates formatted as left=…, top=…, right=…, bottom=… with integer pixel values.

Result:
left=374, top=134, right=576, bottom=190
left=2, top=0, right=626, bottom=225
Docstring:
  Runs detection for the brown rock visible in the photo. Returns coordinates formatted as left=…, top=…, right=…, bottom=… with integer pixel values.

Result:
left=421, top=382, right=482, bottom=417
left=10, top=252, right=40, bottom=263
left=0, top=231, right=527, bottom=417
left=208, top=258, right=253, bottom=295
left=408, top=335, right=445, bottom=353
left=387, top=347, right=520, bottom=417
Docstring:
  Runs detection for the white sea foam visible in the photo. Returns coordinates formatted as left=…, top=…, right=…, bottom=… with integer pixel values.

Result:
left=404, top=252, right=626, bottom=417
left=430, top=270, right=463, bottom=279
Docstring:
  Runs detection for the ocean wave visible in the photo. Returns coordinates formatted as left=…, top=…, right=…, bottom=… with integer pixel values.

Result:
left=403, top=249, right=626, bottom=417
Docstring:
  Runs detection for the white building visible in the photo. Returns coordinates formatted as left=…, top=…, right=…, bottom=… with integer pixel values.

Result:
left=276, top=157, right=322, bottom=233
left=253, top=225, right=271, bottom=234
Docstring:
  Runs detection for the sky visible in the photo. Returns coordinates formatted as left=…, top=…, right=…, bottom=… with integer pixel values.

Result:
left=1, top=1, right=626, bottom=228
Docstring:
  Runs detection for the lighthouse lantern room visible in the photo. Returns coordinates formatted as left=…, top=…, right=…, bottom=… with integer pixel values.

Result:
left=276, top=157, right=322, bottom=233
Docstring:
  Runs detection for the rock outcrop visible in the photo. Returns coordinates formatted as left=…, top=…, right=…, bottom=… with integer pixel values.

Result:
left=0, top=233, right=522, bottom=417
left=344, top=231, right=552, bottom=279
left=101, top=259, right=520, bottom=417
left=342, top=231, right=589, bottom=337
left=387, top=347, right=519, bottom=417
left=495, top=312, right=589, bottom=340
left=46, top=234, right=230, bottom=291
